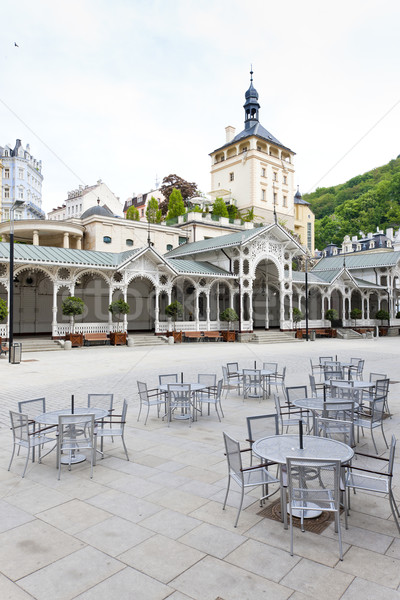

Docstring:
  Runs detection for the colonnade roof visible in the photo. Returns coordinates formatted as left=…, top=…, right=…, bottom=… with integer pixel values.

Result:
left=314, top=251, right=400, bottom=271
left=0, top=241, right=140, bottom=268
left=166, top=258, right=234, bottom=277
left=165, top=223, right=303, bottom=258
left=293, top=268, right=383, bottom=290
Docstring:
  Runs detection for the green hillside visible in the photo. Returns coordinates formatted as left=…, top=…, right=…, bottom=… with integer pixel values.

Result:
left=303, top=157, right=400, bottom=250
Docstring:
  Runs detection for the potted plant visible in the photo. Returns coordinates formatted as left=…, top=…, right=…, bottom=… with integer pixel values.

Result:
left=165, top=300, right=183, bottom=342
left=109, top=299, right=130, bottom=345
left=292, top=307, right=303, bottom=338
left=375, top=309, right=390, bottom=336
left=324, top=308, right=338, bottom=337
left=220, top=307, right=238, bottom=342
left=350, top=308, right=362, bottom=328
left=62, top=296, right=85, bottom=346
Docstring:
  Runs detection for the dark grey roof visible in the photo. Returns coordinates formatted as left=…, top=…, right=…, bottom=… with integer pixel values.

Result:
left=81, top=204, right=114, bottom=219
left=166, top=259, right=234, bottom=277
left=213, top=122, right=294, bottom=155
left=314, top=251, right=400, bottom=271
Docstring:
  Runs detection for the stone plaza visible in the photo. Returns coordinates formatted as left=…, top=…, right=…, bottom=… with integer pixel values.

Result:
left=0, top=336, right=399, bottom=599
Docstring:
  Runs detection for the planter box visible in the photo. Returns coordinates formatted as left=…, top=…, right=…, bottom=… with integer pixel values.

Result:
left=379, top=327, right=388, bottom=337
left=110, top=332, right=127, bottom=346
left=172, top=331, right=182, bottom=343
left=221, top=330, right=236, bottom=342
left=66, top=333, right=83, bottom=347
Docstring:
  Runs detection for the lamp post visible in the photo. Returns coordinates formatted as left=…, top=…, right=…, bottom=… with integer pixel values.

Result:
left=8, top=200, right=24, bottom=363
left=386, top=289, right=391, bottom=328
left=305, top=257, right=309, bottom=341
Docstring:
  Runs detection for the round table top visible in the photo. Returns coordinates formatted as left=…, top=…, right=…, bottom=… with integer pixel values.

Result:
left=240, top=369, right=274, bottom=376
left=158, top=382, right=207, bottom=393
left=292, top=397, right=359, bottom=411
left=35, top=407, right=108, bottom=425
left=329, top=380, right=374, bottom=389
left=253, top=434, right=354, bottom=465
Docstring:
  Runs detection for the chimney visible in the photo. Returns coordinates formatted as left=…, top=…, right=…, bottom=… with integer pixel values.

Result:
left=367, top=232, right=373, bottom=239
left=386, top=227, right=393, bottom=240
left=225, top=126, right=236, bottom=144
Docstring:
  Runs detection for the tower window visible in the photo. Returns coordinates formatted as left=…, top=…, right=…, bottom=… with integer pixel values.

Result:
left=283, top=195, right=287, bottom=207
left=261, top=189, right=266, bottom=201
left=4, top=168, right=9, bottom=179
left=166, top=244, right=173, bottom=251
left=273, top=172, right=277, bottom=181
left=261, top=168, right=266, bottom=177
left=273, top=192, right=277, bottom=204
left=126, top=239, right=133, bottom=247
left=229, top=172, right=234, bottom=181
left=283, top=175, right=287, bottom=185
left=103, top=236, right=112, bottom=244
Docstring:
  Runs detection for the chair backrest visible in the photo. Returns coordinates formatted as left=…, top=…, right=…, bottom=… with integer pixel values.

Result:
left=324, top=369, right=344, bottom=381
left=18, top=398, right=46, bottom=419
left=323, top=400, right=354, bottom=422
left=221, top=365, right=229, bottom=384
left=375, top=379, right=390, bottom=396
left=227, top=362, right=239, bottom=376
left=371, top=396, right=386, bottom=424
left=58, top=414, right=95, bottom=446
left=263, top=362, right=278, bottom=373
left=350, top=357, right=362, bottom=365
left=330, top=380, right=357, bottom=400
left=223, top=432, right=243, bottom=483
left=88, top=394, right=113, bottom=413
left=198, top=373, right=216, bottom=386
left=286, top=457, right=341, bottom=508
left=309, top=375, right=318, bottom=395
left=246, top=414, right=279, bottom=443
left=121, top=399, right=128, bottom=429
left=274, top=393, right=283, bottom=418
left=159, top=374, right=178, bottom=385
left=369, top=372, right=386, bottom=383
left=356, top=360, right=365, bottom=375
left=319, top=356, right=333, bottom=365
left=215, top=379, right=223, bottom=399
left=243, top=368, right=261, bottom=385
left=167, top=383, right=191, bottom=403
left=10, top=410, right=30, bottom=443
left=286, top=386, right=308, bottom=404
left=315, top=416, right=354, bottom=447
left=137, top=381, right=149, bottom=403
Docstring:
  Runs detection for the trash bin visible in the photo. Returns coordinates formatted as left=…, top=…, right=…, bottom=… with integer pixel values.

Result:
left=10, top=342, right=22, bottom=364
left=310, top=330, right=316, bottom=341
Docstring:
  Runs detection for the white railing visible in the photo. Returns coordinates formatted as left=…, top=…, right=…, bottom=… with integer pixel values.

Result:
left=54, top=322, right=125, bottom=337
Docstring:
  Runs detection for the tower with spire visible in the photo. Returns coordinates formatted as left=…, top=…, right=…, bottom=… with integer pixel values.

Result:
left=209, top=70, right=297, bottom=229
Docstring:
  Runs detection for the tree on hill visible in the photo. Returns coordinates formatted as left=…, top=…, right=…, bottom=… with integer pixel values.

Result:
left=160, top=174, right=199, bottom=216
left=146, top=196, right=162, bottom=223
left=166, top=188, right=186, bottom=220
left=126, top=205, right=140, bottom=221
left=212, top=197, right=229, bottom=218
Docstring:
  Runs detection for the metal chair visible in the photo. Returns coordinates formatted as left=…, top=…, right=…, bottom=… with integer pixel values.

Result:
left=345, top=435, right=400, bottom=532
left=349, top=359, right=364, bottom=381
left=269, top=366, right=286, bottom=395
left=286, top=456, right=343, bottom=560
left=274, top=394, right=307, bottom=434
left=309, top=359, right=324, bottom=382
left=319, top=356, right=333, bottom=365
left=95, top=399, right=129, bottom=460
left=222, top=431, right=280, bottom=527
left=197, top=373, right=217, bottom=408
left=354, top=395, right=388, bottom=454
left=8, top=410, right=55, bottom=478
left=375, top=378, right=391, bottom=418
left=158, top=374, right=178, bottom=385
left=315, top=416, right=355, bottom=448
left=246, top=413, right=279, bottom=465
left=243, top=368, right=264, bottom=400
left=309, top=374, right=325, bottom=398
left=17, top=398, right=55, bottom=461
left=137, top=381, right=165, bottom=425
left=222, top=365, right=242, bottom=397
left=57, top=413, right=96, bottom=480
left=197, top=378, right=224, bottom=421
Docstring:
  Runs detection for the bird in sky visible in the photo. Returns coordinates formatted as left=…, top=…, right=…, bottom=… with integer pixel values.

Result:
left=14, top=42, right=19, bottom=47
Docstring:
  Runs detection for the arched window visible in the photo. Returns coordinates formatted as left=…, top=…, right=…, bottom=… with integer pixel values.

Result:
left=103, top=236, right=112, bottom=244
left=126, top=239, right=133, bottom=246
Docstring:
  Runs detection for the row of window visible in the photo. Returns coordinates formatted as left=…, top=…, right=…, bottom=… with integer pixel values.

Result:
left=3, top=168, right=41, bottom=188
left=67, top=204, right=83, bottom=215
left=260, top=189, right=288, bottom=207
left=229, top=169, right=288, bottom=185
left=103, top=236, right=134, bottom=247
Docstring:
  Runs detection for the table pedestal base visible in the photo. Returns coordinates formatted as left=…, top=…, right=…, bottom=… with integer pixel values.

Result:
left=288, top=502, right=322, bottom=519
left=60, top=453, right=86, bottom=464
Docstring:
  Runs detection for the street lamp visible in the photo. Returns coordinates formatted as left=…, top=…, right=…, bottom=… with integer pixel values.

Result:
left=8, top=200, right=24, bottom=363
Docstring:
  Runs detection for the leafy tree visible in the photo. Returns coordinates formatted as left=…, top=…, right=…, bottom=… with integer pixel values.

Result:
left=165, top=300, right=183, bottom=330
left=220, top=307, right=238, bottom=331
left=166, top=188, right=186, bottom=220
left=0, top=298, right=8, bottom=322
left=350, top=308, right=362, bottom=327
left=62, top=296, right=85, bottom=333
left=109, top=299, right=130, bottom=331
left=160, top=174, right=199, bottom=216
left=126, top=205, right=140, bottom=221
left=146, top=196, right=162, bottom=223
left=325, top=308, right=338, bottom=324
left=212, top=197, right=229, bottom=218
left=227, top=204, right=238, bottom=220
left=375, top=309, right=390, bottom=325
left=292, top=307, right=303, bottom=329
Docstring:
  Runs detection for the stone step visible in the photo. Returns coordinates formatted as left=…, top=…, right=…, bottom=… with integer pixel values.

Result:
left=14, top=338, right=63, bottom=352
left=247, top=331, right=301, bottom=344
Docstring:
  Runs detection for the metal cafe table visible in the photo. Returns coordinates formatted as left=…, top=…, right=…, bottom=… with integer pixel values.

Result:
left=158, top=382, right=207, bottom=421
left=252, top=434, right=354, bottom=526
left=35, top=407, right=108, bottom=464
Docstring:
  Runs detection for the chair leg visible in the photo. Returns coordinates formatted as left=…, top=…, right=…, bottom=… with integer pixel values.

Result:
left=122, top=436, right=129, bottom=461
left=234, top=487, right=245, bottom=527
left=389, top=491, right=400, bottom=532
left=8, top=444, right=16, bottom=472
left=137, top=403, right=142, bottom=422
left=22, top=449, right=30, bottom=478
left=223, top=477, right=231, bottom=511
left=381, top=424, right=389, bottom=449
left=144, top=405, right=150, bottom=426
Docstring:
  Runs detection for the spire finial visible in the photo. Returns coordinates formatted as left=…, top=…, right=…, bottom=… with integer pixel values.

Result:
left=97, top=197, right=100, bottom=205
left=250, top=65, right=253, bottom=84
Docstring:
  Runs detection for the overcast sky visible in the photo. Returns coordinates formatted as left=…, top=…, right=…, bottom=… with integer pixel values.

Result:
left=1, top=0, right=400, bottom=214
